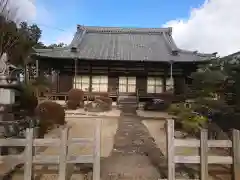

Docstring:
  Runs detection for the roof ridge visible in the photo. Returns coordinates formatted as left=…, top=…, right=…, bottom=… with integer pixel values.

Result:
left=177, top=49, right=217, bottom=57
left=162, top=32, right=178, bottom=54
left=70, top=29, right=87, bottom=48
left=76, top=24, right=172, bottom=34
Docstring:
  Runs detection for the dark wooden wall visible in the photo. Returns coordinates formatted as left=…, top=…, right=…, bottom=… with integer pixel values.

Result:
left=136, top=76, right=147, bottom=96
left=108, top=75, right=118, bottom=95
left=38, top=58, right=198, bottom=97
left=59, top=74, right=73, bottom=93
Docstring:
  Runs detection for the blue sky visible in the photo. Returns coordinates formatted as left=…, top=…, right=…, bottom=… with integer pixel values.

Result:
left=31, top=0, right=240, bottom=56
left=35, top=0, right=204, bottom=45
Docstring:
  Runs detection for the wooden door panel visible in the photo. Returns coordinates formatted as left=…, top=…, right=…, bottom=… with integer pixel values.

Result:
left=59, top=74, right=73, bottom=93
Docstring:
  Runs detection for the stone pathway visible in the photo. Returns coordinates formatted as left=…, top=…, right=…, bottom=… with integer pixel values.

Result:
left=101, top=112, right=167, bottom=180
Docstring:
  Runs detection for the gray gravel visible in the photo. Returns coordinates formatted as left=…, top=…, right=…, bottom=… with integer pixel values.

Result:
left=101, top=110, right=167, bottom=180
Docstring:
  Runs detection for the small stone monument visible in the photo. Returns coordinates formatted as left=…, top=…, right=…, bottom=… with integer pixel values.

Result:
left=0, top=53, right=15, bottom=105
left=0, top=53, right=19, bottom=155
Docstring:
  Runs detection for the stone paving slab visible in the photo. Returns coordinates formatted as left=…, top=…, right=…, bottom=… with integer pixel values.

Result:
left=101, top=111, right=166, bottom=180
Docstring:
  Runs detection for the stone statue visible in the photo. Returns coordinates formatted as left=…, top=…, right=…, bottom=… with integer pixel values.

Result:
left=0, top=53, right=8, bottom=75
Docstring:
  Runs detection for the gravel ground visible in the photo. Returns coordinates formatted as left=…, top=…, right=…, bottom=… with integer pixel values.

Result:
left=10, top=115, right=119, bottom=180
left=3, top=107, right=231, bottom=180
left=9, top=109, right=170, bottom=180
left=101, top=109, right=169, bottom=180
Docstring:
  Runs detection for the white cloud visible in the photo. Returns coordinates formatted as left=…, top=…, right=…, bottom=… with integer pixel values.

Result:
left=164, top=0, right=240, bottom=56
left=41, top=27, right=76, bottom=46
left=3, top=0, right=37, bottom=22
left=3, top=0, right=53, bottom=25
left=4, top=0, right=56, bottom=45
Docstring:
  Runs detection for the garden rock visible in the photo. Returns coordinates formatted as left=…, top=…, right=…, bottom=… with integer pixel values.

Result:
left=84, top=99, right=110, bottom=112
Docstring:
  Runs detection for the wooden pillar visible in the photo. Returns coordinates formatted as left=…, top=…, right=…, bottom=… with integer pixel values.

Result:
left=57, top=70, right=60, bottom=93
left=35, top=60, right=40, bottom=97
left=89, top=63, right=92, bottom=92
left=74, top=58, right=77, bottom=88
left=163, top=69, right=167, bottom=92
left=169, top=60, right=174, bottom=91
left=170, top=61, right=173, bottom=80
left=24, top=64, right=28, bottom=83
left=36, top=59, right=39, bottom=77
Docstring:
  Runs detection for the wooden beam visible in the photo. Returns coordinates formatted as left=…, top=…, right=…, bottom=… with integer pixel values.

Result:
left=0, top=138, right=94, bottom=147
left=174, top=139, right=232, bottom=148
left=174, top=156, right=232, bottom=164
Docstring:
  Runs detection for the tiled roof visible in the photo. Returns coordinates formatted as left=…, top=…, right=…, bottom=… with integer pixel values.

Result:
left=34, top=25, right=217, bottom=62
left=222, top=51, right=240, bottom=59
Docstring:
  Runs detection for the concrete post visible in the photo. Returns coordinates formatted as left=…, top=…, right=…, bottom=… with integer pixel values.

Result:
left=0, top=75, right=15, bottom=105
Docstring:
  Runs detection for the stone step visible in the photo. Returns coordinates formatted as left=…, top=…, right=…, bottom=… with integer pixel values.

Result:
left=117, top=95, right=138, bottom=107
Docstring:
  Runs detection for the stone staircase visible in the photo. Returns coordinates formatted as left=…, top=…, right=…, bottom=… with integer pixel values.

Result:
left=117, top=95, right=139, bottom=115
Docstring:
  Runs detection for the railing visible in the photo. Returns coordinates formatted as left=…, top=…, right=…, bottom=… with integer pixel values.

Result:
left=166, top=119, right=240, bottom=180
left=0, top=120, right=101, bottom=180
left=42, top=92, right=113, bottom=102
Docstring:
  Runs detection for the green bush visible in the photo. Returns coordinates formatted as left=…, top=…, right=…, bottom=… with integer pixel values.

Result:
left=167, top=103, right=188, bottom=116
left=167, top=103, right=208, bottom=134
left=179, top=112, right=207, bottom=134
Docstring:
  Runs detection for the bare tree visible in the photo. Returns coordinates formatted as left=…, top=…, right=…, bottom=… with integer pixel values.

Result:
left=0, top=0, right=41, bottom=68
left=0, top=0, right=19, bottom=63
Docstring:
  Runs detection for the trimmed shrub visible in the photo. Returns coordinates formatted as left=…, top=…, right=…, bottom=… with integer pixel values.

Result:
left=178, top=111, right=207, bottom=135
left=35, top=101, right=66, bottom=137
left=67, top=100, right=78, bottom=110
left=67, top=89, right=84, bottom=108
left=19, top=94, right=38, bottom=115
left=68, top=88, right=84, bottom=100
left=167, top=103, right=185, bottom=116
left=167, top=103, right=208, bottom=135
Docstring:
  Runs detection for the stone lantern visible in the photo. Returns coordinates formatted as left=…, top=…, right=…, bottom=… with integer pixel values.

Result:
left=0, top=53, right=16, bottom=129
left=0, top=53, right=39, bottom=155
